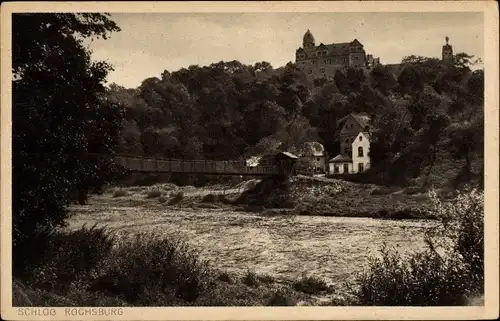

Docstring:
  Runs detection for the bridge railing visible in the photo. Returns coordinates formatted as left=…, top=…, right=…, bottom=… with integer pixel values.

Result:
left=114, top=156, right=280, bottom=175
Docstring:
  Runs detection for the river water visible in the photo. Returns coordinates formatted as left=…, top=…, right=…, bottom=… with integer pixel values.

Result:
left=68, top=200, right=434, bottom=287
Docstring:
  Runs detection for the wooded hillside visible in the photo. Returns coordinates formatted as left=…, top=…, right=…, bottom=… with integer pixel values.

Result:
left=108, top=54, right=483, bottom=186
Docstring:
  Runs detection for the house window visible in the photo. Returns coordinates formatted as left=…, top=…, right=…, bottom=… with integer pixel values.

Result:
left=343, top=164, right=349, bottom=173
left=359, top=136, right=362, bottom=141
left=358, top=147, right=364, bottom=157
left=334, top=165, right=339, bottom=173
left=308, top=70, right=313, bottom=74
left=320, top=68, right=325, bottom=73
left=316, top=158, right=320, bottom=162
left=344, top=148, right=349, bottom=154
left=358, top=163, right=364, bottom=172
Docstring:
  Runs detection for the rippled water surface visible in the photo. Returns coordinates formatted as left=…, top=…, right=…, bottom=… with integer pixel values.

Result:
left=68, top=202, right=434, bottom=285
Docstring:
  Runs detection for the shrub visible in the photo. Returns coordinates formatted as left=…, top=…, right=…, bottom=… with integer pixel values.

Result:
left=293, top=275, right=330, bottom=294
left=201, top=194, right=218, bottom=203
left=27, top=225, right=114, bottom=292
left=93, top=232, right=213, bottom=303
left=266, top=289, right=297, bottom=306
left=242, top=270, right=259, bottom=287
left=145, top=189, right=162, bottom=199
left=351, top=187, right=484, bottom=305
left=112, top=188, right=128, bottom=198
left=217, top=272, right=234, bottom=284
left=166, top=192, right=184, bottom=205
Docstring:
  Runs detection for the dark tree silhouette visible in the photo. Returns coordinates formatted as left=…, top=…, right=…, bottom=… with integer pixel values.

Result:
left=12, top=13, right=122, bottom=276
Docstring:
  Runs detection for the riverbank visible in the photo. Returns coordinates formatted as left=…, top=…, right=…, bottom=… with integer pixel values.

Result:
left=103, top=175, right=446, bottom=220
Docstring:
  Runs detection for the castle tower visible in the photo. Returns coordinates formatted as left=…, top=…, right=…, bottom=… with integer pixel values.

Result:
left=442, top=36, right=454, bottom=65
left=303, top=29, right=315, bottom=48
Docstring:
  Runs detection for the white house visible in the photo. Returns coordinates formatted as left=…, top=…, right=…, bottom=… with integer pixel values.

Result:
left=351, top=131, right=371, bottom=173
left=329, top=113, right=372, bottom=175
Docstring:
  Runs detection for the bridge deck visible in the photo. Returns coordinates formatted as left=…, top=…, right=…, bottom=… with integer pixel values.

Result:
left=114, top=156, right=284, bottom=176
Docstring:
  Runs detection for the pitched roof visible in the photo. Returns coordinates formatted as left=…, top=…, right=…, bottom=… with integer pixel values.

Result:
left=329, top=154, right=352, bottom=163
left=351, top=114, right=371, bottom=128
left=301, top=40, right=365, bottom=58
left=337, top=113, right=372, bottom=129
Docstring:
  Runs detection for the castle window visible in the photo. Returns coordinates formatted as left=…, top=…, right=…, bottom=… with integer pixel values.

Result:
left=358, top=147, right=364, bottom=157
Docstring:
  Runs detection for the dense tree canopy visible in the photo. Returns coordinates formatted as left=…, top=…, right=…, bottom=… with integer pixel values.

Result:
left=109, top=53, right=483, bottom=186
left=12, top=13, right=122, bottom=275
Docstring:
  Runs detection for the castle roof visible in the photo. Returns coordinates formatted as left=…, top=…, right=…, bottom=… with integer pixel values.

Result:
left=301, top=39, right=365, bottom=57
left=303, top=29, right=315, bottom=44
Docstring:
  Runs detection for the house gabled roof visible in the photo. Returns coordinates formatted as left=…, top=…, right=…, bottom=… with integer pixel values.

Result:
left=352, top=131, right=372, bottom=142
left=329, top=154, right=352, bottom=163
left=337, top=113, right=372, bottom=130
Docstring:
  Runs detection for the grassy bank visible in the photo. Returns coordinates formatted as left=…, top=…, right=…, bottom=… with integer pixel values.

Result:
left=101, top=175, right=443, bottom=220
left=13, top=225, right=335, bottom=307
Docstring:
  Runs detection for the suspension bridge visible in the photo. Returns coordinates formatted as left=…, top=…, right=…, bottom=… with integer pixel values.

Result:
left=113, top=153, right=297, bottom=176
left=19, top=152, right=299, bottom=176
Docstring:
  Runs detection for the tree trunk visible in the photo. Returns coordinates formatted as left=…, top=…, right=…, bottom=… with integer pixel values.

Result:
left=77, top=189, right=88, bottom=205
left=422, top=145, right=437, bottom=188
left=465, top=151, right=471, bottom=180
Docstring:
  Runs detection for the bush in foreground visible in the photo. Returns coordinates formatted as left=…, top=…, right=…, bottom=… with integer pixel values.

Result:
left=350, top=187, right=484, bottom=305
left=293, top=275, right=331, bottom=295
left=13, top=226, right=308, bottom=307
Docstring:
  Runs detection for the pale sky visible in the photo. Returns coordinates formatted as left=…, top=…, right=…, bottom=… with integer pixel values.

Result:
left=86, top=12, right=484, bottom=89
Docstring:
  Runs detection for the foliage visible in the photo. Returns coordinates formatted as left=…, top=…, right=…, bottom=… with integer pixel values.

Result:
left=242, top=270, right=260, bottom=287
left=293, top=275, right=331, bottom=294
left=25, top=225, right=114, bottom=292
left=95, top=232, right=213, bottom=303
left=351, top=187, right=484, bottom=305
left=12, top=13, right=122, bottom=276
left=112, top=188, right=128, bottom=198
left=13, top=227, right=307, bottom=307
left=145, top=189, right=162, bottom=199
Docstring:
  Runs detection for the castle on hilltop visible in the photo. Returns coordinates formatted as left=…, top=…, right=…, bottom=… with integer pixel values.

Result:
left=295, top=29, right=455, bottom=79
left=295, top=29, right=380, bottom=79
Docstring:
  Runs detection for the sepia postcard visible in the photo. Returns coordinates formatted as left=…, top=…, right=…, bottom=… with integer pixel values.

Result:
left=1, top=1, right=499, bottom=320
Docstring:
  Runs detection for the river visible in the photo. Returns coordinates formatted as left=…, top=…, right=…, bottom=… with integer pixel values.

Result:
left=67, top=199, right=434, bottom=287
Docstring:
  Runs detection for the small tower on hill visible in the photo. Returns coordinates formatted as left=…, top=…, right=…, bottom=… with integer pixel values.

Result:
left=442, top=36, right=454, bottom=65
